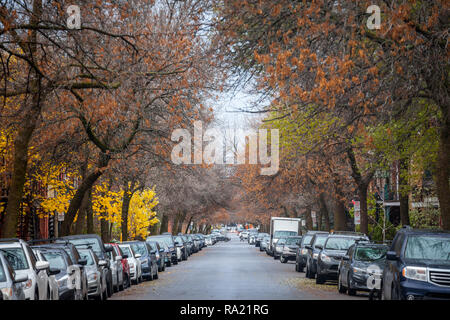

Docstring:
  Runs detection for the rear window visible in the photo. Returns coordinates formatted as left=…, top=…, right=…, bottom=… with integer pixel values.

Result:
left=67, top=238, right=102, bottom=257
left=1, top=248, right=29, bottom=270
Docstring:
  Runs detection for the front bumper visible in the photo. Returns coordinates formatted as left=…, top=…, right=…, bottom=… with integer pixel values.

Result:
left=282, top=252, right=297, bottom=260
left=87, top=280, right=101, bottom=296
left=399, top=279, right=450, bottom=300
left=317, top=260, right=339, bottom=278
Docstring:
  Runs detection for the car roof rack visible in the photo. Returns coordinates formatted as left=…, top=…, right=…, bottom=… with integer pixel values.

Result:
left=0, top=238, right=22, bottom=243
left=331, top=231, right=366, bottom=236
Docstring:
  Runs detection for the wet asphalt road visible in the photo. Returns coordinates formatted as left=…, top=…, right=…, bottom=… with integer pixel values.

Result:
left=111, top=234, right=367, bottom=300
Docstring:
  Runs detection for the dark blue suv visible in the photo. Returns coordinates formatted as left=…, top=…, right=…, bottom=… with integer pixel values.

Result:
left=382, top=227, right=450, bottom=300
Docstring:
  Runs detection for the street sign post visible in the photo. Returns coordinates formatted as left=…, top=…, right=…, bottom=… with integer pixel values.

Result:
left=352, top=201, right=360, bottom=225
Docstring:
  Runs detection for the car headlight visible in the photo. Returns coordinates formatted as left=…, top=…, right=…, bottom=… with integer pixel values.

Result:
left=320, top=253, right=332, bottom=263
left=402, top=266, right=427, bottom=282
left=58, top=277, right=68, bottom=287
left=88, top=273, right=98, bottom=281
left=301, top=248, right=308, bottom=255
left=129, top=262, right=135, bottom=269
left=353, top=267, right=366, bottom=274
left=24, top=279, right=32, bottom=289
left=1, top=287, right=12, bottom=299
left=313, top=253, right=318, bottom=260
left=141, top=260, right=148, bottom=266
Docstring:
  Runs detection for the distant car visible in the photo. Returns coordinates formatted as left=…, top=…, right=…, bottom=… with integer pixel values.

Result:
left=240, top=231, right=249, bottom=241
left=381, top=227, right=450, bottom=300
left=118, top=244, right=142, bottom=285
left=124, top=241, right=158, bottom=281
left=260, top=235, right=270, bottom=252
left=78, top=248, right=108, bottom=300
left=295, top=231, right=326, bottom=273
left=33, top=247, right=76, bottom=300
left=182, top=234, right=194, bottom=255
left=338, top=242, right=388, bottom=296
left=0, top=238, right=50, bottom=300
left=0, top=251, right=27, bottom=300
left=316, top=232, right=369, bottom=284
left=280, top=236, right=302, bottom=263
left=147, top=234, right=178, bottom=265
left=255, top=233, right=269, bottom=247
left=304, top=232, right=330, bottom=279
left=205, top=235, right=213, bottom=246
left=273, top=238, right=287, bottom=260
left=109, top=243, right=130, bottom=289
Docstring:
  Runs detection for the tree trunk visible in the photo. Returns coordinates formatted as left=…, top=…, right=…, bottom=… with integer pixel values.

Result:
left=333, top=197, right=347, bottom=231
left=319, top=193, right=330, bottom=231
left=121, top=189, right=132, bottom=242
left=358, top=184, right=369, bottom=235
left=172, top=214, right=180, bottom=235
left=185, top=215, right=193, bottom=234
left=305, top=206, right=313, bottom=230
left=86, top=188, right=94, bottom=234
left=176, top=210, right=187, bottom=234
left=1, top=1, right=43, bottom=238
left=60, top=153, right=109, bottom=236
left=100, top=212, right=109, bottom=243
left=159, top=213, right=169, bottom=234
left=399, top=158, right=410, bottom=226
left=74, top=190, right=89, bottom=234
left=436, top=111, right=450, bottom=230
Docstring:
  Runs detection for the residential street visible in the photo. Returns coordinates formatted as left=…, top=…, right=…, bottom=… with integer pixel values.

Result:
left=111, top=234, right=366, bottom=300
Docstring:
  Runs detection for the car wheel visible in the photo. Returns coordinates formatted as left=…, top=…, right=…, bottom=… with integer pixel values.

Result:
left=338, top=273, right=347, bottom=294
left=347, top=273, right=356, bottom=295
left=391, top=283, right=400, bottom=300
left=281, top=256, right=287, bottom=263
left=107, top=280, right=113, bottom=297
left=34, top=289, right=39, bottom=301
left=306, top=262, right=313, bottom=279
left=316, top=273, right=326, bottom=284
left=154, top=268, right=159, bottom=280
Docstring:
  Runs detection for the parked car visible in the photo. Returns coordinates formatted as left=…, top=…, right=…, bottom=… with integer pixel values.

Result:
left=118, top=244, right=142, bottom=285
left=109, top=243, right=130, bottom=289
left=338, top=242, right=388, bottom=296
left=381, top=227, right=450, bottom=300
left=273, top=237, right=287, bottom=260
left=248, top=232, right=258, bottom=245
left=316, top=232, right=369, bottom=284
left=78, top=248, right=108, bottom=300
left=106, top=243, right=124, bottom=292
left=0, top=251, right=27, bottom=300
left=155, top=240, right=172, bottom=267
left=240, top=231, right=249, bottom=241
left=123, top=241, right=158, bottom=281
left=60, top=234, right=114, bottom=298
left=0, top=238, right=50, bottom=300
left=174, top=235, right=189, bottom=261
left=148, top=234, right=178, bottom=265
left=182, top=234, right=194, bottom=255
left=304, top=232, right=330, bottom=279
left=147, top=241, right=166, bottom=272
left=255, top=233, right=269, bottom=247
left=31, top=241, right=88, bottom=300
left=294, top=231, right=325, bottom=272
left=33, top=247, right=76, bottom=300
left=260, top=235, right=270, bottom=252
left=280, top=236, right=302, bottom=263
left=205, top=235, right=213, bottom=246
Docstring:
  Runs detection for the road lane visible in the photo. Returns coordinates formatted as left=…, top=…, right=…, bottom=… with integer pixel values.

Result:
left=111, top=234, right=366, bottom=300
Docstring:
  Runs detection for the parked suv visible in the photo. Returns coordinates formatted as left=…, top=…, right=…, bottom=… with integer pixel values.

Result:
left=124, top=241, right=158, bottom=281
left=338, top=242, right=388, bottom=296
left=174, top=235, right=188, bottom=261
left=316, top=232, right=369, bottom=284
left=280, top=236, right=302, bottom=263
left=296, top=231, right=327, bottom=272
left=148, top=234, right=178, bottom=265
left=0, top=238, right=50, bottom=300
left=0, top=251, right=27, bottom=300
left=381, top=227, right=450, bottom=300
left=60, top=234, right=114, bottom=297
left=304, top=232, right=329, bottom=279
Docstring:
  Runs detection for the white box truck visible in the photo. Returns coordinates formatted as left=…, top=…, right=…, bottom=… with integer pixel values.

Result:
left=268, top=217, right=302, bottom=256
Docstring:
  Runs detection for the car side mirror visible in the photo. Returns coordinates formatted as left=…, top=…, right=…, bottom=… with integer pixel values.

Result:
left=77, top=258, right=87, bottom=266
left=315, top=244, right=323, bottom=250
left=386, top=251, right=398, bottom=261
left=304, top=245, right=312, bottom=250
left=159, top=248, right=164, bottom=253
left=122, top=254, right=128, bottom=259
left=98, top=259, right=107, bottom=267
left=13, top=274, right=28, bottom=283
left=135, top=254, right=142, bottom=259
left=174, top=241, right=180, bottom=246
left=49, top=268, right=61, bottom=276
left=342, top=255, right=349, bottom=261
left=115, top=256, right=122, bottom=261
left=104, top=244, right=113, bottom=252
left=150, top=250, right=157, bottom=255
left=36, top=261, right=50, bottom=271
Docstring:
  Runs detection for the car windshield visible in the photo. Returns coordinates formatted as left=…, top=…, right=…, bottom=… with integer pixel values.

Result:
left=130, top=243, right=147, bottom=256
left=354, top=247, right=387, bottom=261
left=404, top=235, right=450, bottom=261
left=67, top=238, right=102, bottom=257
left=325, top=237, right=358, bottom=250
left=119, top=246, right=133, bottom=258
left=0, top=262, right=6, bottom=282
left=286, top=237, right=301, bottom=245
left=174, top=236, right=183, bottom=243
left=274, top=231, right=297, bottom=238
left=277, top=238, right=287, bottom=245
left=147, top=242, right=157, bottom=250
left=149, top=236, right=173, bottom=246
left=78, top=250, right=94, bottom=266
left=302, top=235, right=313, bottom=246
left=1, top=248, right=29, bottom=270
left=42, top=252, right=67, bottom=269
left=314, top=236, right=328, bottom=248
